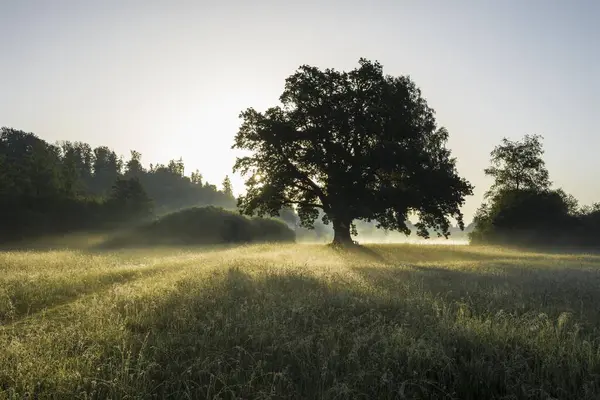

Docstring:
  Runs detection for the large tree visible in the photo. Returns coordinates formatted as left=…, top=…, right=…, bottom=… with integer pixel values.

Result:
left=232, top=58, right=473, bottom=245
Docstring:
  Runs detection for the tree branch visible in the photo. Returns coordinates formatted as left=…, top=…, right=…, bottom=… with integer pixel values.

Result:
left=272, top=141, right=329, bottom=207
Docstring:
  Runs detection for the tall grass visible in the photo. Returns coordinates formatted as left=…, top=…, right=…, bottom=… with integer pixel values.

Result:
left=1, top=244, right=600, bottom=399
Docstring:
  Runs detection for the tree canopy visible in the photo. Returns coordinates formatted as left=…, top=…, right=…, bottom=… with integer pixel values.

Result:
left=233, top=58, right=473, bottom=245
left=484, top=134, right=550, bottom=197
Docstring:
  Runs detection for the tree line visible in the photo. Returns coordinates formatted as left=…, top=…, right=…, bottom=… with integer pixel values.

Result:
left=3, top=58, right=597, bottom=248
left=0, top=127, right=235, bottom=242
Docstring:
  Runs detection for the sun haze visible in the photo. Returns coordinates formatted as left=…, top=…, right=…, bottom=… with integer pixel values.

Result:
left=0, top=0, right=598, bottom=220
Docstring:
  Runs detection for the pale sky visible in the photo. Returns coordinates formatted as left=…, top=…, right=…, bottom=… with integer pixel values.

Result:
left=1, top=0, right=598, bottom=221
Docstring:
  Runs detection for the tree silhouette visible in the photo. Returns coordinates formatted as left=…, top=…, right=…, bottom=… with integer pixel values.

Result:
left=233, top=58, right=473, bottom=245
left=222, top=175, right=234, bottom=198
left=125, top=150, right=145, bottom=178
left=91, top=146, right=122, bottom=196
left=59, top=141, right=94, bottom=195
left=190, top=169, right=203, bottom=186
left=167, top=157, right=185, bottom=177
left=484, top=134, right=550, bottom=197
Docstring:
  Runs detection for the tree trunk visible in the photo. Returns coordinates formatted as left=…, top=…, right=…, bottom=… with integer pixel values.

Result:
left=332, top=218, right=353, bottom=246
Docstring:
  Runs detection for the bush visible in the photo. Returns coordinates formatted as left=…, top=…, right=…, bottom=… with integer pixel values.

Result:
left=250, top=218, right=297, bottom=243
left=469, top=189, right=600, bottom=249
left=109, top=206, right=295, bottom=247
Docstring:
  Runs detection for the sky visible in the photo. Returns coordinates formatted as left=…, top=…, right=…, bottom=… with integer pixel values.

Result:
left=1, top=0, right=598, bottom=221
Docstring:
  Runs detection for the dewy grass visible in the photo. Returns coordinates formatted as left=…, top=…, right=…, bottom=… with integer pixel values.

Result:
left=1, top=244, right=600, bottom=399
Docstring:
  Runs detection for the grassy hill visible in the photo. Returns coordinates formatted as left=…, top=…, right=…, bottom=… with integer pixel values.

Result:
left=1, top=243, right=600, bottom=399
left=105, top=206, right=296, bottom=247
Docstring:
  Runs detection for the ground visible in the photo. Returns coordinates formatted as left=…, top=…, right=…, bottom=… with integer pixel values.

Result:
left=1, top=243, right=600, bottom=399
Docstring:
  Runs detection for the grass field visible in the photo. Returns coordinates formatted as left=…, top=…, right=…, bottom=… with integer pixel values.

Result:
left=1, top=243, right=600, bottom=399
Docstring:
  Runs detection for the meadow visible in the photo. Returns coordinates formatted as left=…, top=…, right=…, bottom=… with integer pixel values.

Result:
left=1, top=242, right=600, bottom=399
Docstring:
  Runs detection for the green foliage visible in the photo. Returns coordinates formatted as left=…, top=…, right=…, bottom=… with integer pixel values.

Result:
left=471, top=135, right=600, bottom=248
left=0, top=128, right=114, bottom=240
left=2, top=244, right=600, bottom=399
left=0, top=127, right=64, bottom=199
left=484, top=134, right=550, bottom=197
left=106, top=177, right=153, bottom=221
left=58, top=141, right=94, bottom=195
left=124, top=150, right=144, bottom=178
left=140, top=157, right=234, bottom=213
left=233, top=58, right=473, bottom=244
left=190, top=169, right=203, bottom=186
left=111, top=206, right=295, bottom=246
left=0, top=127, right=236, bottom=242
left=91, top=146, right=123, bottom=196
left=470, top=189, right=575, bottom=245
left=221, top=175, right=234, bottom=198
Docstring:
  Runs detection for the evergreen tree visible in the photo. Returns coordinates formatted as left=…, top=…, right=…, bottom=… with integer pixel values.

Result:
left=222, top=175, right=234, bottom=198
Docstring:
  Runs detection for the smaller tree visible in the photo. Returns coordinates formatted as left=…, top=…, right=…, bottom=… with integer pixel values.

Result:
left=222, top=175, right=234, bottom=198
left=167, top=158, right=185, bottom=177
left=191, top=169, right=203, bottom=186
left=470, top=135, right=577, bottom=246
left=59, top=141, right=94, bottom=196
left=92, top=146, right=123, bottom=196
left=484, top=134, right=550, bottom=197
left=125, top=150, right=145, bottom=177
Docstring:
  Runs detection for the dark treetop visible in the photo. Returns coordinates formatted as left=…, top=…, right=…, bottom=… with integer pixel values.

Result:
left=483, top=134, right=551, bottom=198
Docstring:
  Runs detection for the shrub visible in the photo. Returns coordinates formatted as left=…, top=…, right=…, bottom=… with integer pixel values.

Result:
left=469, top=189, right=600, bottom=249
left=109, top=206, right=295, bottom=247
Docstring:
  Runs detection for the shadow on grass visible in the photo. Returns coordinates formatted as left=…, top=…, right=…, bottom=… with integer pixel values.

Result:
left=79, top=265, right=600, bottom=400
left=327, top=243, right=389, bottom=263
left=356, top=243, right=600, bottom=264
left=352, top=260, right=600, bottom=328
left=1, top=265, right=175, bottom=325
left=0, top=236, right=245, bottom=258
